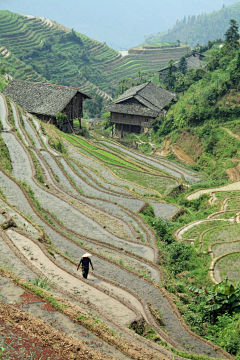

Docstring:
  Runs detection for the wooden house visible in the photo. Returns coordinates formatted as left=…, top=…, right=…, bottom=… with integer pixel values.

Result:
left=106, top=81, right=176, bottom=137
left=158, top=55, right=206, bottom=81
left=2, top=80, right=90, bottom=133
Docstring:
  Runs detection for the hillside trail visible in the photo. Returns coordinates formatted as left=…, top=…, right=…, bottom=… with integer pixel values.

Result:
left=187, top=182, right=240, bottom=200
left=171, top=144, right=196, bottom=165
left=0, top=97, right=232, bottom=358
left=222, top=127, right=240, bottom=140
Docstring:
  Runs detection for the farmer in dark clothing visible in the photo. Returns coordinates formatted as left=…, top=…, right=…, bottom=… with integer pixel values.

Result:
left=77, top=253, right=94, bottom=279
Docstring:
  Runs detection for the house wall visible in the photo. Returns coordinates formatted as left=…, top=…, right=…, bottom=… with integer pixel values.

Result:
left=33, top=93, right=84, bottom=133
left=63, top=93, right=83, bottom=122
left=111, top=112, right=155, bottom=138
left=111, top=112, right=154, bottom=127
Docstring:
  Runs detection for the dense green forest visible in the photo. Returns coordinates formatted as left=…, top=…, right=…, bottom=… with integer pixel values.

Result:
left=144, top=2, right=240, bottom=47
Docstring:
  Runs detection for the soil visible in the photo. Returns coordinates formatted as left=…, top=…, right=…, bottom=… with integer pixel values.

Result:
left=226, top=163, right=240, bottom=181
left=171, top=144, right=196, bottom=165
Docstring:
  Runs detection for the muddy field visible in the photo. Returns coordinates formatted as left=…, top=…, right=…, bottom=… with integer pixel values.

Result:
left=0, top=95, right=234, bottom=359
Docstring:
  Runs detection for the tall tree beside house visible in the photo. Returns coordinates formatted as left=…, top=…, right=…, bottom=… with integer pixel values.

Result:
left=167, top=60, right=174, bottom=90
left=178, top=56, right=187, bottom=75
left=224, top=19, right=240, bottom=49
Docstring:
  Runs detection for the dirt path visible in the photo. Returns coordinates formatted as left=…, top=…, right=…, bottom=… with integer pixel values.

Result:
left=187, top=182, right=240, bottom=200
left=222, top=127, right=240, bottom=140
left=177, top=218, right=234, bottom=241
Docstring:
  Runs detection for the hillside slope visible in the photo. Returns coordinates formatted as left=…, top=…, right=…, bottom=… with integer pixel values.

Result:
left=1, top=88, right=233, bottom=359
left=145, top=2, right=240, bottom=47
left=0, top=10, right=188, bottom=96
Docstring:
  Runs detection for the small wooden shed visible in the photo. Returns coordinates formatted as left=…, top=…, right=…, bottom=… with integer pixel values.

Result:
left=106, top=81, right=176, bottom=137
left=2, top=80, right=90, bottom=133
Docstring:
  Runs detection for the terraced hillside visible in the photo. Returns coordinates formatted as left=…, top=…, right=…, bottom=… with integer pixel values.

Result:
left=184, top=187, right=240, bottom=288
left=0, top=10, right=188, bottom=96
left=0, top=90, right=235, bottom=359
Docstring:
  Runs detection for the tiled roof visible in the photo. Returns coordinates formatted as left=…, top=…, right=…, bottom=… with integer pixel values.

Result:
left=2, top=80, right=90, bottom=116
left=106, top=81, right=176, bottom=116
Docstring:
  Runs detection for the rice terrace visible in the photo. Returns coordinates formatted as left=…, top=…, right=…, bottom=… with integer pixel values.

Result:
left=1, top=4, right=240, bottom=360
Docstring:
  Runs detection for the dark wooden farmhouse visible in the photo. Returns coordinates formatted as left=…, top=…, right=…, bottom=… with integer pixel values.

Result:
left=158, top=54, right=206, bottom=81
left=2, top=80, right=90, bottom=133
left=106, top=81, right=176, bottom=137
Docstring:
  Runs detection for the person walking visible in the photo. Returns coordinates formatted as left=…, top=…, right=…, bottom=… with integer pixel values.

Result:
left=77, top=253, right=94, bottom=279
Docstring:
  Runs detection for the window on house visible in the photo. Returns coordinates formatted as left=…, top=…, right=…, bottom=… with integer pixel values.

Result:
left=123, top=114, right=126, bottom=118
left=145, top=118, right=149, bottom=122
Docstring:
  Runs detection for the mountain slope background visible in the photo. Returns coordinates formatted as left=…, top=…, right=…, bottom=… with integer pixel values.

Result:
left=145, top=2, right=240, bottom=48
left=0, top=0, right=237, bottom=49
left=0, top=10, right=188, bottom=97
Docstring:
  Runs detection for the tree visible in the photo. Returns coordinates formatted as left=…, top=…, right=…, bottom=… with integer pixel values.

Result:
left=167, top=60, right=174, bottom=90
left=175, top=72, right=186, bottom=93
left=224, top=19, right=240, bottom=48
left=44, top=64, right=51, bottom=80
left=178, top=56, right=187, bottom=75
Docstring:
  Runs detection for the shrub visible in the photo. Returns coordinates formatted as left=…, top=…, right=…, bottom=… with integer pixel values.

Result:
left=168, top=242, right=196, bottom=275
left=141, top=202, right=155, bottom=218
left=152, top=218, right=175, bottom=244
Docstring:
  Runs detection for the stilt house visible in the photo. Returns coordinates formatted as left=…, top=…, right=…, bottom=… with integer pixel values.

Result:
left=2, top=80, right=90, bottom=133
left=106, top=81, right=176, bottom=137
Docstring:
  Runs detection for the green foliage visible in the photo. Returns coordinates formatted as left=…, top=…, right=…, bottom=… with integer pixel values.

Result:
left=205, top=312, right=240, bottom=356
left=185, top=280, right=240, bottom=356
left=141, top=202, right=155, bottom=218
left=0, top=134, right=12, bottom=174
left=138, top=142, right=152, bottom=154
left=178, top=56, right=188, bottom=74
left=103, top=112, right=111, bottom=129
left=32, top=273, right=57, bottom=291
left=28, top=149, right=44, bottom=184
left=56, top=112, right=67, bottom=129
left=116, top=70, right=154, bottom=96
left=151, top=218, right=175, bottom=244
left=84, top=93, right=104, bottom=118
left=19, top=181, right=42, bottom=213
left=49, top=137, right=67, bottom=155
left=168, top=242, right=196, bottom=275
left=224, top=19, right=240, bottom=49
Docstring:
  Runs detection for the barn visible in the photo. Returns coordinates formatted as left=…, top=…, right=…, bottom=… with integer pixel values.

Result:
left=106, top=81, right=176, bottom=137
left=2, top=80, right=90, bottom=133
